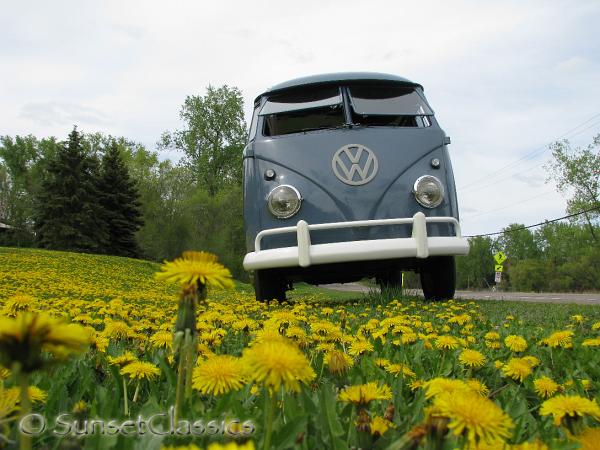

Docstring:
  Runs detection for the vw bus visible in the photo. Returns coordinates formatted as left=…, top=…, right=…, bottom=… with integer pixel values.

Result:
left=243, top=73, right=469, bottom=301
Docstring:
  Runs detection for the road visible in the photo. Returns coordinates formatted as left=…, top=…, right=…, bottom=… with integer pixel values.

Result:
left=320, top=283, right=600, bottom=305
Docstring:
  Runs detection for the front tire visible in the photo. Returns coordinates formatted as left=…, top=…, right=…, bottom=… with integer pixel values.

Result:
left=253, top=270, right=287, bottom=302
left=420, top=256, right=456, bottom=301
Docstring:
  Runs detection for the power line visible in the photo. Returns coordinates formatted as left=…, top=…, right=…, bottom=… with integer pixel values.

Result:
left=457, top=118, right=600, bottom=195
left=457, top=112, right=600, bottom=192
left=464, top=205, right=600, bottom=238
left=462, top=190, right=556, bottom=220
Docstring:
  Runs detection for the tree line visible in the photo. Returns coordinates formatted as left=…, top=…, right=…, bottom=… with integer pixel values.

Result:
left=0, top=85, right=248, bottom=278
left=0, top=83, right=597, bottom=290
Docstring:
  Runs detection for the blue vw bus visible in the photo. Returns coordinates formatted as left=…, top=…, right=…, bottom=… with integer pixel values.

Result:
left=243, top=73, right=469, bottom=301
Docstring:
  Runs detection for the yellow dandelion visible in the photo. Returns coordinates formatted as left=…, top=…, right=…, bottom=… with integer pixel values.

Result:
left=433, top=390, right=514, bottom=445
left=374, top=358, right=390, bottom=368
left=410, top=379, right=425, bottom=391
left=592, top=322, right=600, bottom=331
left=0, top=365, right=10, bottom=381
left=338, top=382, right=392, bottom=406
left=582, top=338, right=600, bottom=347
left=207, top=441, right=256, bottom=450
left=435, top=335, right=459, bottom=350
left=541, top=330, right=574, bottom=349
left=504, top=335, right=528, bottom=352
left=120, top=361, right=160, bottom=381
left=0, top=312, right=90, bottom=372
left=2, top=294, right=35, bottom=317
left=0, top=386, right=19, bottom=420
left=155, top=251, right=234, bottom=289
left=571, top=315, right=584, bottom=323
left=574, top=427, right=600, bottom=450
left=484, top=332, right=500, bottom=341
left=348, top=339, right=374, bottom=356
left=423, top=378, right=471, bottom=399
left=103, top=320, right=132, bottom=340
left=242, top=337, right=315, bottom=393
left=370, top=416, right=394, bottom=436
left=323, top=350, right=354, bottom=376
left=486, top=340, right=501, bottom=349
left=501, top=358, right=533, bottom=382
left=466, top=379, right=489, bottom=396
left=510, top=440, right=550, bottom=450
left=540, top=395, right=600, bottom=426
left=384, top=363, right=416, bottom=378
left=192, top=355, right=246, bottom=395
left=459, top=349, right=487, bottom=368
left=107, top=351, right=139, bottom=368
left=533, top=376, right=559, bottom=399
left=149, top=330, right=173, bottom=350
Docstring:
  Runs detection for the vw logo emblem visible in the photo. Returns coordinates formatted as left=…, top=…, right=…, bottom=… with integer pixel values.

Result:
left=331, top=144, right=379, bottom=186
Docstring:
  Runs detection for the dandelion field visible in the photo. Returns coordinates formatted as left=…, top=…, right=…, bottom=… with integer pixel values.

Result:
left=1, top=247, right=600, bottom=450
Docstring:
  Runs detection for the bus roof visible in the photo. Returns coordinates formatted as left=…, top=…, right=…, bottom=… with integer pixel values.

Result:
left=257, top=72, right=421, bottom=101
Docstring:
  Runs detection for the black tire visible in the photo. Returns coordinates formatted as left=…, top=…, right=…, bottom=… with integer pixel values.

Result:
left=376, top=269, right=403, bottom=291
left=420, top=256, right=456, bottom=301
left=253, top=270, right=287, bottom=302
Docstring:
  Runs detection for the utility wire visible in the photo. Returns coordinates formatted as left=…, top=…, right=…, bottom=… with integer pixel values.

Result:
left=464, top=205, right=600, bottom=238
left=457, top=112, right=600, bottom=192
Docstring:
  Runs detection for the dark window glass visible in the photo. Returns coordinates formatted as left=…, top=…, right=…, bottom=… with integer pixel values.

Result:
left=262, top=87, right=345, bottom=136
left=349, top=85, right=433, bottom=128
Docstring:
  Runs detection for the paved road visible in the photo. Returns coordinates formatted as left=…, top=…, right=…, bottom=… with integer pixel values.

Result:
left=321, top=283, right=600, bottom=305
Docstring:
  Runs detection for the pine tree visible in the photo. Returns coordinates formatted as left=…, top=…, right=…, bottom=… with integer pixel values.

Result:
left=97, top=142, right=144, bottom=257
left=34, top=127, right=108, bottom=252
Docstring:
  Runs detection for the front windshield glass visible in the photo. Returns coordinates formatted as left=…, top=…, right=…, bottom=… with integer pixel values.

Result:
left=261, top=87, right=345, bottom=136
left=260, top=87, right=342, bottom=115
left=349, top=85, right=433, bottom=116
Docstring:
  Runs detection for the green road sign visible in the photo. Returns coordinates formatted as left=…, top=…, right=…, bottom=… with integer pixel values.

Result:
left=495, top=264, right=504, bottom=272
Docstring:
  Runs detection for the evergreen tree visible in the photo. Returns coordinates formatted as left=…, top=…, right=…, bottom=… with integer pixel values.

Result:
left=34, top=127, right=108, bottom=252
left=97, top=141, right=144, bottom=257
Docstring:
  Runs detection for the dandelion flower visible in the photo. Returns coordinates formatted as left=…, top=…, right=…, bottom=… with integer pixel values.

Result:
left=370, top=416, right=394, bottom=436
left=459, top=349, right=486, bottom=368
left=0, top=312, right=89, bottom=372
left=348, top=339, right=374, bottom=356
left=155, top=251, right=234, bottom=289
left=466, top=379, right=489, bottom=396
left=582, top=338, right=600, bottom=347
left=541, top=330, right=574, bottom=349
left=435, top=335, right=459, bottom=350
left=384, top=363, right=416, bottom=378
left=533, top=376, right=559, bottom=399
left=502, top=358, right=534, bottom=382
left=206, top=441, right=256, bottom=450
left=505, top=335, right=528, bottom=352
left=0, top=387, right=19, bottom=420
left=120, top=361, right=160, bottom=381
left=338, top=382, right=392, bottom=406
left=150, top=330, right=173, bottom=350
left=192, top=355, right=246, bottom=395
left=423, top=378, right=471, bottom=399
left=433, top=390, right=514, bottom=445
left=574, top=427, right=600, bottom=450
left=540, top=395, right=600, bottom=426
left=242, top=337, right=315, bottom=393
left=324, top=350, right=353, bottom=375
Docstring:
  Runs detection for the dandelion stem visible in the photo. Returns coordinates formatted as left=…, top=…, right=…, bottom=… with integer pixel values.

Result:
left=263, top=390, right=277, bottom=450
left=174, top=350, right=186, bottom=423
left=132, top=381, right=140, bottom=403
left=18, top=372, right=31, bottom=450
left=122, top=378, right=129, bottom=416
left=184, top=330, right=195, bottom=400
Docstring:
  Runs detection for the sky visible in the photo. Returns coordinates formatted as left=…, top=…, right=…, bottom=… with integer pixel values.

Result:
left=1, top=0, right=599, bottom=237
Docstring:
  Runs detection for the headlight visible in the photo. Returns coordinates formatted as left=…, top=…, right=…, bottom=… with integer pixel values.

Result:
left=267, top=185, right=302, bottom=219
left=413, top=175, right=444, bottom=208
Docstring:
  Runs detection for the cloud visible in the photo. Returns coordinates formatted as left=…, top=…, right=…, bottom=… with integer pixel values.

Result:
left=19, top=102, right=110, bottom=127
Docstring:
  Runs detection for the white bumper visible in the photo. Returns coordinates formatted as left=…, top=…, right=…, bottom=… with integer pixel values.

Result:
left=243, top=212, right=469, bottom=271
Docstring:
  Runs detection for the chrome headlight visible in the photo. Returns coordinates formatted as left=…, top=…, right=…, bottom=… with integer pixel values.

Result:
left=413, top=175, right=444, bottom=208
left=267, top=185, right=302, bottom=219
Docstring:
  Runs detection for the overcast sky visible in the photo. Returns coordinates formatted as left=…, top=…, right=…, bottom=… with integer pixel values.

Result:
left=2, top=0, right=599, bottom=236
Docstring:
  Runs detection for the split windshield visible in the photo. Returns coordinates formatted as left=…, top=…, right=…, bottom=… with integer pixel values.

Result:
left=260, top=84, right=433, bottom=136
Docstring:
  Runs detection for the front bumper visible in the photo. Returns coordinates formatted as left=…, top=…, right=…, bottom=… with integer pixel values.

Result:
left=243, top=212, right=469, bottom=271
